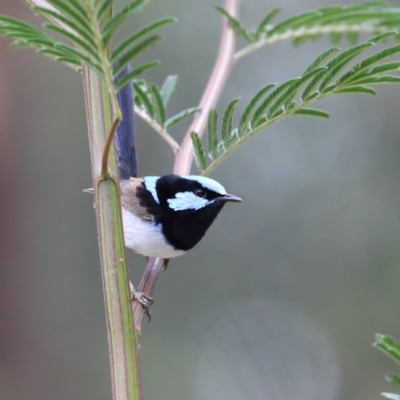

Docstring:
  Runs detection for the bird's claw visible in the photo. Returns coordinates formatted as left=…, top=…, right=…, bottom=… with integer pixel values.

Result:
left=130, top=282, right=154, bottom=321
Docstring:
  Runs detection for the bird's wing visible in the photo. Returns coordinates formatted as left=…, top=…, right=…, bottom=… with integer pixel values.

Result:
left=120, top=178, right=152, bottom=221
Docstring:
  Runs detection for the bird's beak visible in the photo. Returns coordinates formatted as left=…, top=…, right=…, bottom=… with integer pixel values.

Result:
left=219, top=193, right=243, bottom=203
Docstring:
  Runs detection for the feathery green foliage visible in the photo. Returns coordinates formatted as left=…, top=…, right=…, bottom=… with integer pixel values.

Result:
left=217, top=2, right=400, bottom=59
left=221, top=98, right=240, bottom=147
left=207, top=109, right=218, bottom=160
left=149, top=84, right=167, bottom=127
left=0, top=0, right=175, bottom=96
left=374, top=334, right=400, bottom=399
left=160, top=75, right=178, bottom=106
left=165, top=108, right=200, bottom=129
left=191, top=32, right=400, bottom=175
left=134, top=80, right=199, bottom=130
left=191, top=132, right=207, bottom=171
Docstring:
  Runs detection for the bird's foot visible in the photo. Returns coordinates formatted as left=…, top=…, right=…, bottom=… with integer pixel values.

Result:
left=129, top=282, right=154, bottom=321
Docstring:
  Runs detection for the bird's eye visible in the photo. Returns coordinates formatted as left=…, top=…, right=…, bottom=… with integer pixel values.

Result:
left=195, top=188, right=207, bottom=198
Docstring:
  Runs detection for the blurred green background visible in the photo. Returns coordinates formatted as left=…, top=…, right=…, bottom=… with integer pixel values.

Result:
left=1, top=1, right=400, bottom=399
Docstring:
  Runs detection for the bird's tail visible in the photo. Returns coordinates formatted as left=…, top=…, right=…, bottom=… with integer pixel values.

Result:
left=115, top=65, right=138, bottom=179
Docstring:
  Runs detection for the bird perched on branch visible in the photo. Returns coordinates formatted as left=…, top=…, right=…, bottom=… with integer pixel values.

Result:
left=109, top=66, right=242, bottom=259
left=88, top=67, right=241, bottom=261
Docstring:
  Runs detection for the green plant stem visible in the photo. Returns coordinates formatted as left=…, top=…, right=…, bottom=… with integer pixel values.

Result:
left=83, top=63, right=141, bottom=400
left=22, top=1, right=142, bottom=398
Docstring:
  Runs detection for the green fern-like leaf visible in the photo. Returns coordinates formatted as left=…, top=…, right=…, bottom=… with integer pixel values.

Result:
left=133, top=79, right=199, bottom=132
left=256, top=8, right=281, bottom=37
left=390, top=374, right=400, bottom=390
left=34, top=6, right=95, bottom=47
left=110, top=17, right=176, bottom=62
left=112, top=36, right=161, bottom=76
left=148, top=84, right=166, bottom=127
left=221, top=98, right=240, bottom=147
left=165, top=108, right=200, bottom=129
left=207, top=109, right=218, bottom=160
left=102, top=0, right=145, bottom=43
left=160, top=75, right=178, bottom=106
left=238, top=84, right=276, bottom=136
left=234, top=2, right=400, bottom=60
left=319, top=42, right=374, bottom=92
left=115, top=62, right=159, bottom=91
left=44, top=23, right=100, bottom=61
left=294, top=108, right=330, bottom=118
left=374, top=334, right=400, bottom=399
left=1, top=0, right=169, bottom=96
left=304, top=47, right=340, bottom=74
left=268, top=67, right=326, bottom=119
left=0, top=16, right=82, bottom=69
left=196, top=32, right=400, bottom=175
left=97, top=0, right=113, bottom=21
left=134, top=81, right=155, bottom=118
left=191, top=132, right=207, bottom=172
left=45, top=0, right=91, bottom=34
left=250, top=80, right=298, bottom=127
left=336, top=85, right=377, bottom=95
left=214, top=6, right=254, bottom=42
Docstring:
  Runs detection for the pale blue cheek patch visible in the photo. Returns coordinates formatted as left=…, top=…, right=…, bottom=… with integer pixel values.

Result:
left=144, top=176, right=160, bottom=204
left=168, top=192, right=213, bottom=211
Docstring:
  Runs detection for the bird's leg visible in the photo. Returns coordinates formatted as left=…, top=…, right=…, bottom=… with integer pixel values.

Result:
left=129, top=281, right=154, bottom=321
left=146, top=256, right=169, bottom=270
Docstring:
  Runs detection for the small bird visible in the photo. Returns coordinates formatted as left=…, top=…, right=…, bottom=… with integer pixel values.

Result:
left=119, top=174, right=242, bottom=259
left=99, top=66, right=242, bottom=260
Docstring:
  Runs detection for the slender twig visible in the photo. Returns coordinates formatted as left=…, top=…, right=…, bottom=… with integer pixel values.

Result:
left=174, top=0, right=239, bottom=176
left=131, top=0, right=240, bottom=326
left=234, top=25, right=388, bottom=60
left=135, top=106, right=180, bottom=153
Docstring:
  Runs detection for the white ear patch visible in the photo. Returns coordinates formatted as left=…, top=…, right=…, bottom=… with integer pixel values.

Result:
left=185, top=175, right=226, bottom=195
left=144, top=176, right=160, bottom=204
left=168, top=192, right=213, bottom=211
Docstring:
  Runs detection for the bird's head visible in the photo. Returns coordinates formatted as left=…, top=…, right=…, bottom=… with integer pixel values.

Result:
left=134, top=174, right=242, bottom=251
left=143, top=174, right=242, bottom=215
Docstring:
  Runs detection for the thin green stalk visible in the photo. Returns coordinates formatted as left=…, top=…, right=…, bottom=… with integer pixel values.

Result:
left=21, top=1, right=142, bottom=398
left=85, top=0, right=122, bottom=177
left=83, top=63, right=141, bottom=400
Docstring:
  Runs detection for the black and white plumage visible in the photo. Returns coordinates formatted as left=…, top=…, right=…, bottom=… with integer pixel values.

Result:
left=108, top=66, right=242, bottom=259
left=120, top=174, right=242, bottom=258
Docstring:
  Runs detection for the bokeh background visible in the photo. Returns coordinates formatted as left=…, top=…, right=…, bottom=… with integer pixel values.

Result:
left=1, top=0, right=400, bottom=399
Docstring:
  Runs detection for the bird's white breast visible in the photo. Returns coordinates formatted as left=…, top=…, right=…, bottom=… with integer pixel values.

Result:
left=121, top=208, right=185, bottom=259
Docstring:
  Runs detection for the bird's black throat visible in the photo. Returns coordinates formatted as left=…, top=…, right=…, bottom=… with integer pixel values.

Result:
left=160, top=201, right=226, bottom=251
left=136, top=183, right=226, bottom=251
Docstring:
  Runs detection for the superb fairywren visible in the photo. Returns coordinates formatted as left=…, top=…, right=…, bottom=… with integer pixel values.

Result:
left=88, top=66, right=242, bottom=259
